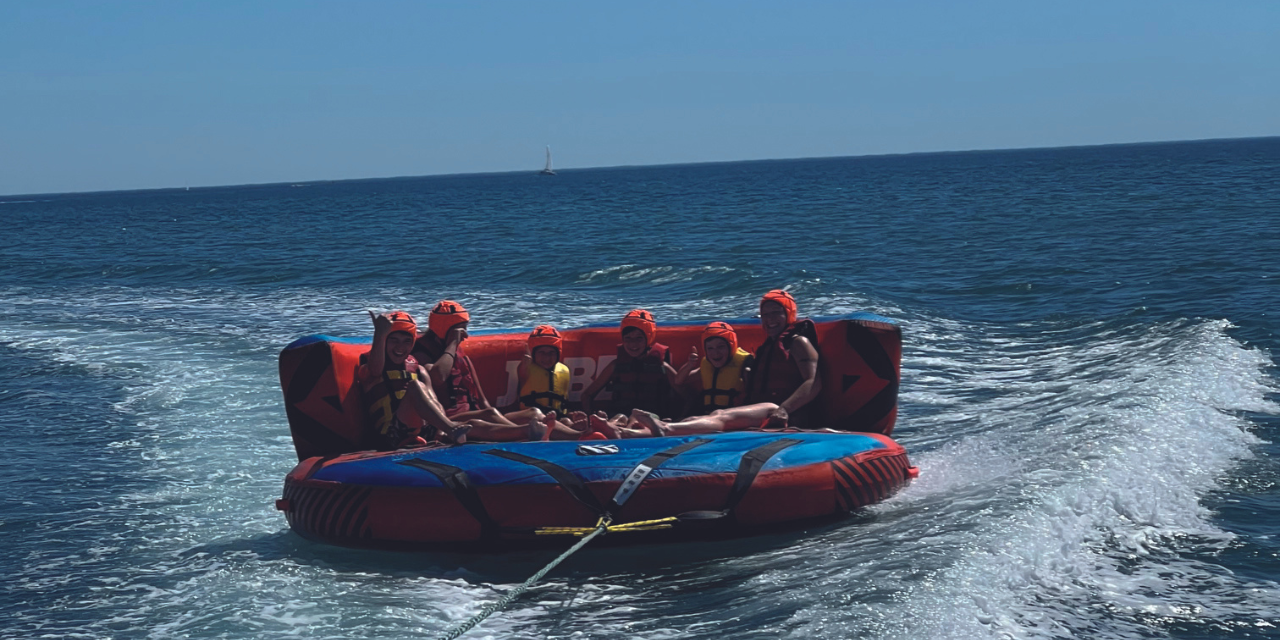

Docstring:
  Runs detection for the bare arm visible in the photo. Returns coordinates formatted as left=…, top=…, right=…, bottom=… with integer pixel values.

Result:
left=464, top=355, right=492, bottom=410
left=663, top=361, right=681, bottom=385
left=516, top=351, right=531, bottom=380
left=673, top=348, right=699, bottom=387
left=405, top=365, right=462, bottom=433
left=366, top=310, right=390, bottom=375
left=580, top=360, right=615, bottom=415
left=427, top=327, right=465, bottom=385
left=509, top=352, right=532, bottom=410
left=778, top=337, right=822, bottom=414
left=766, top=337, right=821, bottom=426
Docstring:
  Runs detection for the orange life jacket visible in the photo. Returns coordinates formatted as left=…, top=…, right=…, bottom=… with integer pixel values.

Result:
left=413, top=334, right=483, bottom=416
left=358, top=354, right=428, bottom=450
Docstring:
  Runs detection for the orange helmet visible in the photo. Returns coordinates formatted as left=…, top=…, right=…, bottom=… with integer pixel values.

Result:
left=528, top=325, right=563, bottom=356
left=701, top=321, right=738, bottom=354
left=620, top=309, right=656, bottom=346
left=386, top=310, right=418, bottom=337
left=428, top=300, right=471, bottom=339
left=760, top=290, right=797, bottom=325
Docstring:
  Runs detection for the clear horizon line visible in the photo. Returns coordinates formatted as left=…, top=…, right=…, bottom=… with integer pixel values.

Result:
left=3, top=134, right=1276, bottom=200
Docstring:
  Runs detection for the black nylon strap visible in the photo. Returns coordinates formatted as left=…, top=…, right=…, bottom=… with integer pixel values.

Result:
left=398, top=458, right=499, bottom=538
left=484, top=449, right=606, bottom=516
left=702, top=388, right=740, bottom=401
left=607, top=439, right=711, bottom=512
left=722, top=438, right=803, bottom=515
left=638, top=438, right=710, bottom=469
left=520, top=391, right=566, bottom=405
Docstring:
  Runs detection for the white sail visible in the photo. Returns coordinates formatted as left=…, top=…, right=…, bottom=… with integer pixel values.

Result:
left=540, top=146, right=556, bottom=175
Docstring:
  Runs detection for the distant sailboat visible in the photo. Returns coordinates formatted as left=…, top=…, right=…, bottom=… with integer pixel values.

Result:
left=540, top=146, right=556, bottom=175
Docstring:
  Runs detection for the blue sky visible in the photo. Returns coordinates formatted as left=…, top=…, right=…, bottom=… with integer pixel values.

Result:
left=2, top=1, right=1277, bottom=195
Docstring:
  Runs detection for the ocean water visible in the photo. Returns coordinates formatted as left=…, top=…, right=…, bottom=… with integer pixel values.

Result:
left=2, top=137, right=1278, bottom=639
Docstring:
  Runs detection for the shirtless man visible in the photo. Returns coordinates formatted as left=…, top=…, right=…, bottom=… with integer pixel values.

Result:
left=744, top=290, right=822, bottom=429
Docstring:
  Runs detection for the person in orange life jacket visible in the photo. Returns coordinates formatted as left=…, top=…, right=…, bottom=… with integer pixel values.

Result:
left=357, top=310, right=470, bottom=450
left=673, top=321, right=756, bottom=415
left=745, top=289, right=821, bottom=428
left=580, top=309, right=679, bottom=419
left=412, top=300, right=548, bottom=441
left=515, top=325, right=599, bottom=440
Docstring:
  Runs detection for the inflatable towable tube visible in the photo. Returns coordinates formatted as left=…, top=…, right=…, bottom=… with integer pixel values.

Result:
left=276, top=313, right=913, bottom=548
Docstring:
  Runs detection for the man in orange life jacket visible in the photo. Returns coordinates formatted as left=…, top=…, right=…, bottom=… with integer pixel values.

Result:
left=580, top=309, right=679, bottom=419
left=412, top=300, right=548, bottom=440
left=746, top=289, right=821, bottom=428
left=357, top=310, right=470, bottom=450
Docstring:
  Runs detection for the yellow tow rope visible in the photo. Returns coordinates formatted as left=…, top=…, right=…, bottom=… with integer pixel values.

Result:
left=533, top=515, right=679, bottom=537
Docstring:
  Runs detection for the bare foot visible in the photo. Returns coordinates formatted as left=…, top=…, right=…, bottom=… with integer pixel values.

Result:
left=445, top=422, right=471, bottom=445
left=629, top=410, right=668, bottom=437
left=568, top=412, right=591, bottom=433
left=541, top=411, right=557, bottom=442
left=589, top=414, right=621, bottom=440
left=527, top=408, right=547, bottom=441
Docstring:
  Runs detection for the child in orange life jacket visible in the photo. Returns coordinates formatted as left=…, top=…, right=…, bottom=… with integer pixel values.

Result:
left=674, top=321, right=756, bottom=415
left=357, top=310, right=470, bottom=450
left=517, top=325, right=599, bottom=440
left=412, top=300, right=549, bottom=441
left=580, top=309, right=679, bottom=419
left=744, top=289, right=822, bottom=428
left=519, top=325, right=571, bottom=413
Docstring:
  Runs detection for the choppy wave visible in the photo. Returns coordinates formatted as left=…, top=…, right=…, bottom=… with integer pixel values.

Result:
left=790, top=315, right=1280, bottom=639
left=576, top=264, right=738, bottom=285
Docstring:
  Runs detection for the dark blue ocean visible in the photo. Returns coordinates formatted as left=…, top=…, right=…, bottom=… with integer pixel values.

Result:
left=2, top=138, right=1278, bottom=639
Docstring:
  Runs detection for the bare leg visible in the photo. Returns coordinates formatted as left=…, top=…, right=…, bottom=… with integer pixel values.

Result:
left=562, top=412, right=592, bottom=439
left=527, top=409, right=549, bottom=441
left=588, top=414, right=621, bottom=440
left=567, top=412, right=590, bottom=432
left=503, top=407, right=543, bottom=424
left=451, top=406, right=520, bottom=427
left=632, top=403, right=780, bottom=436
left=606, top=410, right=654, bottom=438
left=535, top=412, right=586, bottom=442
left=459, top=420, right=528, bottom=441
left=458, top=408, right=541, bottom=442
left=406, top=380, right=470, bottom=444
